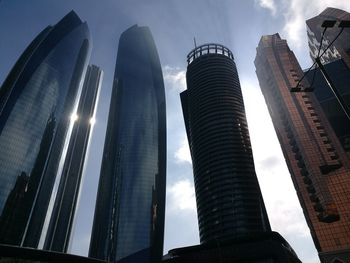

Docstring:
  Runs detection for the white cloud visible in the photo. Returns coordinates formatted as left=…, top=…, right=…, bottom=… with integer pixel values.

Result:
left=167, top=179, right=196, bottom=212
left=174, top=137, right=192, bottom=164
left=256, top=0, right=277, bottom=16
left=163, top=65, right=186, bottom=92
left=281, top=0, right=350, bottom=50
left=257, top=157, right=311, bottom=238
left=164, top=178, right=199, bottom=252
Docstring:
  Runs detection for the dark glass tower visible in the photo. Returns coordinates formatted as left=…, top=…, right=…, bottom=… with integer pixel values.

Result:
left=307, top=7, right=350, bottom=67
left=0, top=11, right=91, bottom=248
left=89, top=25, right=166, bottom=263
left=255, top=33, right=350, bottom=263
left=168, top=43, right=300, bottom=263
left=306, top=8, right=350, bottom=156
left=43, top=65, right=102, bottom=252
left=305, top=59, right=350, bottom=154
left=181, top=44, right=270, bottom=243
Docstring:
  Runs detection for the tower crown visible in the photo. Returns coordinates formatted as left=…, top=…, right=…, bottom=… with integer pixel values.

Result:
left=187, top=43, right=234, bottom=64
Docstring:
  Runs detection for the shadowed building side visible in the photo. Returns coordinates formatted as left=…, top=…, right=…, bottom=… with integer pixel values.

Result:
left=89, top=25, right=166, bottom=263
left=0, top=11, right=91, bottom=248
left=255, top=33, right=350, bottom=263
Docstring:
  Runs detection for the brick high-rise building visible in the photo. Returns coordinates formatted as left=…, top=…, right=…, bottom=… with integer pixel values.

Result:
left=255, top=33, right=350, bottom=263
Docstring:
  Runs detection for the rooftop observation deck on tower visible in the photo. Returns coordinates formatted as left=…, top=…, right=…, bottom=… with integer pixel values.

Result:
left=187, top=43, right=234, bottom=64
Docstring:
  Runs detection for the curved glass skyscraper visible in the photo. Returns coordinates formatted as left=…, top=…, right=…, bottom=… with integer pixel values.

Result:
left=181, top=44, right=270, bottom=243
left=89, top=25, right=166, bottom=263
left=44, top=65, right=102, bottom=252
left=0, top=11, right=91, bottom=248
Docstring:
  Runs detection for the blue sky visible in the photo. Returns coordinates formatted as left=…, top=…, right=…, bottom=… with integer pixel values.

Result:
left=1, top=1, right=350, bottom=262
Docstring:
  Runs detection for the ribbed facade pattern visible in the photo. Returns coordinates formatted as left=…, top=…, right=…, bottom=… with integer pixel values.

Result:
left=181, top=44, right=270, bottom=244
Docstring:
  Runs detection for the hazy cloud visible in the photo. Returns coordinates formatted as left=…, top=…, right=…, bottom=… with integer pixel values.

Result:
left=163, top=66, right=186, bottom=92
left=281, top=0, right=350, bottom=50
left=174, top=137, right=192, bottom=164
left=167, top=179, right=196, bottom=212
left=164, top=178, right=199, bottom=252
left=256, top=0, right=277, bottom=16
left=259, top=155, right=281, bottom=170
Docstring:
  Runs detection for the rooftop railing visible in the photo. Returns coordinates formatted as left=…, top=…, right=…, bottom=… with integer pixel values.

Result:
left=187, top=43, right=234, bottom=64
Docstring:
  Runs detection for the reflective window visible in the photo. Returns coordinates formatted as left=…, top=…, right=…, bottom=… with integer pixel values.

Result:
left=0, top=11, right=91, bottom=247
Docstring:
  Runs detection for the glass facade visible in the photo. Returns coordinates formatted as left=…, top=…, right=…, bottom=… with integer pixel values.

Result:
left=89, top=25, right=166, bottom=263
left=0, top=11, right=91, bottom=248
left=255, top=33, right=350, bottom=263
left=43, top=65, right=102, bottom=252
left=306, top=7, right=350, bottom=157
left=181, top=44, right=270, bottom=244
left=305, top=59, right=350, bottom=154
left=306, top=8, right=350, bottom=68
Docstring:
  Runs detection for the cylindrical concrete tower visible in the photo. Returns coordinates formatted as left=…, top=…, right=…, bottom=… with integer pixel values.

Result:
left=181, top=43, right=270, bottom=243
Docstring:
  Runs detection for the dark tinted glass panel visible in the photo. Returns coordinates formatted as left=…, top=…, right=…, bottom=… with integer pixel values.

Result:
left=305, top=59, right=350, bottom=153
left=0, top=11, right=91, bottom=247
left=89, top=25, right=166, bottom=263
left=44, top=65, right=102, bottom=252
